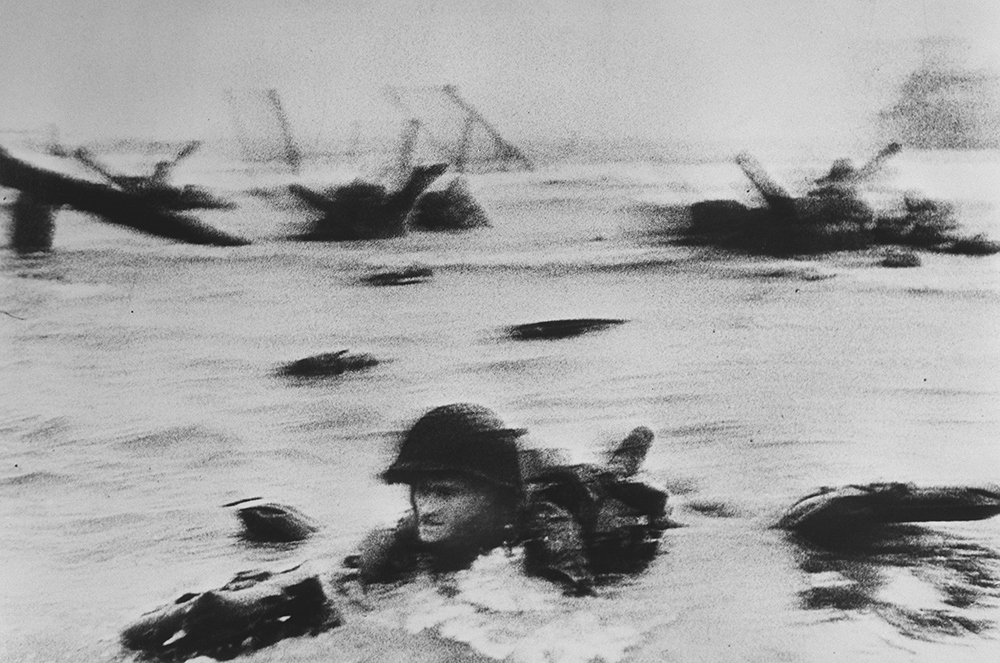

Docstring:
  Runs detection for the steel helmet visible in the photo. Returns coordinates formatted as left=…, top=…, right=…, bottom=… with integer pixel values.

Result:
left=382, top=403, right=526, bottom=490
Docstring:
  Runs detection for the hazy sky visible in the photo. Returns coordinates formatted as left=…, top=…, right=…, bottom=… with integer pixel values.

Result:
left=2, top=0, right=998, bottom=152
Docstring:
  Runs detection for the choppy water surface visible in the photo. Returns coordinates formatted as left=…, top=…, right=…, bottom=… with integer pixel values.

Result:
left=2, top=152, right=1000, bottom=662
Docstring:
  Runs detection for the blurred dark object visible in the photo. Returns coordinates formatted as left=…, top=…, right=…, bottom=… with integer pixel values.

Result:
left=278, top=350, right=379, bottom=378
left=71, top=142, right=234, bottom=211
left=0, top=145, right=248, bottom=248
left=225, top=497, right=319, bottom=543
left=9, top=191, right=55, bottom=254
left=290, top=163, right=447, bottom=241
left=409, top=176, right=490, bottom=231
left=881, top=248, right=921, bottom=268
left=777, top=482, right=1000, bottom=536
left=121, top=566, right=340, bottom=661
left=786, top=523, right=1000, bottom=639
left=679, top=145, right=998, bottom=258
left=506, top=318, right=628, bottom=340
left=361, top=266, right=433, bottom=286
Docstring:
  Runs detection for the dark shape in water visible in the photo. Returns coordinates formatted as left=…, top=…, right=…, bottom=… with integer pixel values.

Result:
left=278, top=350, right=379, bottom=378
left=777, top=482, right=1000, bottom=535
left=506, top=318, right=628, bottom=340
left=121, top=566, right=340, bottom=661
left=941, top=233, right=1000, bottom=256
left=683, top=146, right=891, bottom=255
left=0, top=146, right=248, bottom=248
left=8, top=191, right=55, bottom=253
left=225, top=497, right=319, bottom=543
left=289, top=163, right=447, bottom=241
left=361, top=266, right=433, bottom=287
left=408, top=176, right=490, bottom=231
left=680, top=144, right=999, bottom=258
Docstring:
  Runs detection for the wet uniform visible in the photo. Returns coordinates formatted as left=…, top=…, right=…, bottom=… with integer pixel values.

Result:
left=346, top=463, right=670, bottom=595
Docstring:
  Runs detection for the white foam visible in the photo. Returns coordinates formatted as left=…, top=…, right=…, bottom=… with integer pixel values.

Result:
left=391, top=549, right=668, bottom=662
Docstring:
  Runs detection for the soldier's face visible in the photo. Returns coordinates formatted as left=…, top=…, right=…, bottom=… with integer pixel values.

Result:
left=411, top=475, right=498, bottom=546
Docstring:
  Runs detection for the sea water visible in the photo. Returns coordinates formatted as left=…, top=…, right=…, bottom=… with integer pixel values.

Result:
left=2, top=150, right=999, bottom=662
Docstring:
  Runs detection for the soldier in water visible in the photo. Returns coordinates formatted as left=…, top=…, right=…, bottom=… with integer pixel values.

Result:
left=121, top=403, right=671, bottom=660
left=345, top=403, right=671, bottom=595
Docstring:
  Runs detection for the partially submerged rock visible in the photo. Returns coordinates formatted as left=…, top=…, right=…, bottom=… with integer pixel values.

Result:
left=278, top=350, right=379, bottom=378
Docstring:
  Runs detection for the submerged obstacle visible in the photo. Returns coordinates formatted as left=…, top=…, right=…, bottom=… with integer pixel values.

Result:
left=8, top=191, right=55, bottom=253
left=1, top=146, right=248, bottom=251
left=70, top=143, right=235, bottom=212
left=506, top=318, right=628, bottom=341
left=679, top=146, right=1000, bottom=260
left=409, top=176, right=490, bottom=231
left=289, top=163, right=447, bottom=241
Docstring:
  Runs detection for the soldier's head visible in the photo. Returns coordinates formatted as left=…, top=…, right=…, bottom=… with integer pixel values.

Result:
left=383, top=404, right=525, bottom=551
